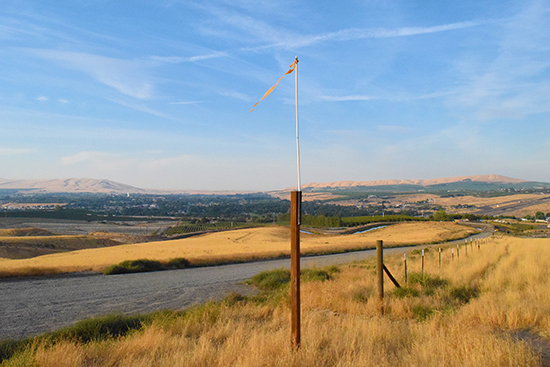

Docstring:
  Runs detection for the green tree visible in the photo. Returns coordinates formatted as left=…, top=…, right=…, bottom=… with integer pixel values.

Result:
left=432, top=210, right=450, bottom=221
left=535, top=211, right=546, bottom=220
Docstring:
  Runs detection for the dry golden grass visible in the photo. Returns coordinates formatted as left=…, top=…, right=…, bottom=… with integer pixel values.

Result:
left=6, top=235, right=549, bottom=366
left=0, top=222, right=475, bottom=276
left=0, top=234, right=121, bottom=262
left=433, top=194, right=550, bottom=217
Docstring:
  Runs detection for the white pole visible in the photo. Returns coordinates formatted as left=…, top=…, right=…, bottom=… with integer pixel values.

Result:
left=295, top=56, right=301, bottom=192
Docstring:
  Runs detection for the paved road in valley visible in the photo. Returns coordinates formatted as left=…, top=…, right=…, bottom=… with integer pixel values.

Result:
left=0, top=231, right=491, bottom=340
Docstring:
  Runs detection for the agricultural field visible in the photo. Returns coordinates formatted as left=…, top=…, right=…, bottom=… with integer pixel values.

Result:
left=2, top=236, right=549, bottom=366
left=0, top=227, right=163, bottom=260
left=0, top=222, right=477, bottom=277
left=315, top=192, right=550, bottom=219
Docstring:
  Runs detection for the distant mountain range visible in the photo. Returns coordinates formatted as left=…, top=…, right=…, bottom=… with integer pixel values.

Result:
left=296, top=175, right=550, bottom=193
left=0, top=175, right=549, bottom=195
left=0, top=178, right=147, bottom=194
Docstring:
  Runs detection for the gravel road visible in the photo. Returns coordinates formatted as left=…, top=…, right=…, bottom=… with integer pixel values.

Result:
left=0, top=232, right=490, bottom=341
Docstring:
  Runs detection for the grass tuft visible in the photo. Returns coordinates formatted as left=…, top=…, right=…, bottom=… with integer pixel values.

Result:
left=246, top=268, right=290, bottom=290
left=0, top=313, right=152, bottom=363
left=246, top=266, right=339, bottom=291
left=393, top=286, right=420, bottom=298
left=448, top=286, right=479, bottom=304
left=407, top=272, right=448, bottom=289
left=103, top=257, right=191, bottom=275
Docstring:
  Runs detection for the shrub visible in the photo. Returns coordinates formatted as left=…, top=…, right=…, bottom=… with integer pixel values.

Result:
left=246, top=269, right=291, bottom=290
left=103, top=257, right=192, bottom=275
left=46, top=314, right=149, bottom=342
left=167, top=258, right=191, bottom=269
left=411, top=305, right=435, bottom=321
left=103, top=259, right=167, bottom=275
left=407, top=272, right=448, bottom=288
left=246, top=266, right=337, bottom=290
left=301, top=269, right=331, bottom=282
left=393, top=287, right=420, bottom=298
left=448, top=286, right=479, bottom=304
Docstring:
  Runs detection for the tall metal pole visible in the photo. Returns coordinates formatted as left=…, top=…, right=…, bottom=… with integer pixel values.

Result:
left=290, top=191, right=301, bottom=348
left=291, top=56, right=302, bottom=349
left=295, top=56, right=301, bottom=191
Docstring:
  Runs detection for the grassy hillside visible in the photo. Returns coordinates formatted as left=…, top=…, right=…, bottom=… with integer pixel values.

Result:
left=0, top=234, right=121, bottom=260
left=0, top=222, right=476, bottom=277
left=2, top=236, right=549, bottom=366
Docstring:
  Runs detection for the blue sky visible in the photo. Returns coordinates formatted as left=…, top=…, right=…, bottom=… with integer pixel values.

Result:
left=1, top=0, right=549, bottom=191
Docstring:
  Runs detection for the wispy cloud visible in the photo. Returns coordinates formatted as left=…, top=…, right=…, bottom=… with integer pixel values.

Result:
left=103, top=97, right=188, bottom=121
left=170, top=101, right=203, bottom=105
left=28, top=49, right=154, bottom=99
left=58, top=99, right=69, bottom=104
left=149, top=51, right=228, bottom=63
left=36, top=96, right=48, bottom=101
left=320, top=95, right=371, bottom=102
left=450, top=2, right=550, bottom=121
left=243, top=20, right=484, bottom=51
left=218, top=90, right=250, bottom=101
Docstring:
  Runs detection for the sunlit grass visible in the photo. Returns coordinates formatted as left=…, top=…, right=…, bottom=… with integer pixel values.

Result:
left=3, top=236, right=548, bottom=366
left=0, top=222, right=476, bottom=277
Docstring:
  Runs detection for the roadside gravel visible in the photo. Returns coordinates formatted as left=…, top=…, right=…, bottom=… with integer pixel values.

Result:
left=0, top=232, right=489, bottom=340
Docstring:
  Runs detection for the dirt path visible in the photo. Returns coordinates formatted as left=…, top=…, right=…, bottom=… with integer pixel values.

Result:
left=0, top=232, right=490, bottom=341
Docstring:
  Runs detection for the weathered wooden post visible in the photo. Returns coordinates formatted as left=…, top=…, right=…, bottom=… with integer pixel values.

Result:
left=465, top=242, right=468, bottom=256
left=438, top=247, right=442, bottom=268
left=422, top=249, right=430, bottom=278
left=377, top=240, right=384, bottom=314
left=403, top=253, right=407, bottom=284
left=290, top=191, right=301, bottom=348
left=452, top=248, right=454, bottom=260
left=456, top=244, right=460, bottom=259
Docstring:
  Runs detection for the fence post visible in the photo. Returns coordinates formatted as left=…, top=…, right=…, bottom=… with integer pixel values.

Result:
left=377, top=240, right=384, bottom=314
left=452, top=248, right=454, bottom=260
left=404, top=253, right=407, bottom=284
left=422, top=249, right=430, bottom=277
left=438, top=247, right=441, bottom=268
left=456, top=244, right=460, bottom=259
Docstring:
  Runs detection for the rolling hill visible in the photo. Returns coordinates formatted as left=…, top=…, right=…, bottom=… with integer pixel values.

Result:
left=0, top=178, right=147, bottom=194
left=0, top=175, right=548, bottom=195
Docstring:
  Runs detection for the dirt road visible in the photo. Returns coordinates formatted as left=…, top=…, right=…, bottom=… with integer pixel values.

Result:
left=0, top=232, right=490, bottom=341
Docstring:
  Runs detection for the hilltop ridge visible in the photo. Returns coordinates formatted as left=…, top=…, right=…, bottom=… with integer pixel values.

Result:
left=297, top=174, right=527, bottom=190
left=0, top=174, right=545, bottom=195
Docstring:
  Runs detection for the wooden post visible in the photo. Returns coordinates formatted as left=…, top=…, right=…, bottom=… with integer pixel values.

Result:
left=438, top=247, right=441, bottom=268
left=403, top=253, right=407, bottom=284
left=452, top=248, right=454, bottom=260
left=422, top=249, right=430, bottom=278
left=290, top=191, right=301, bottom=348
left=377, top=240, right=384, bottom=313
left=465, top=242, right=468, bottom=256
left=456, top=244, right=460, bottom=259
